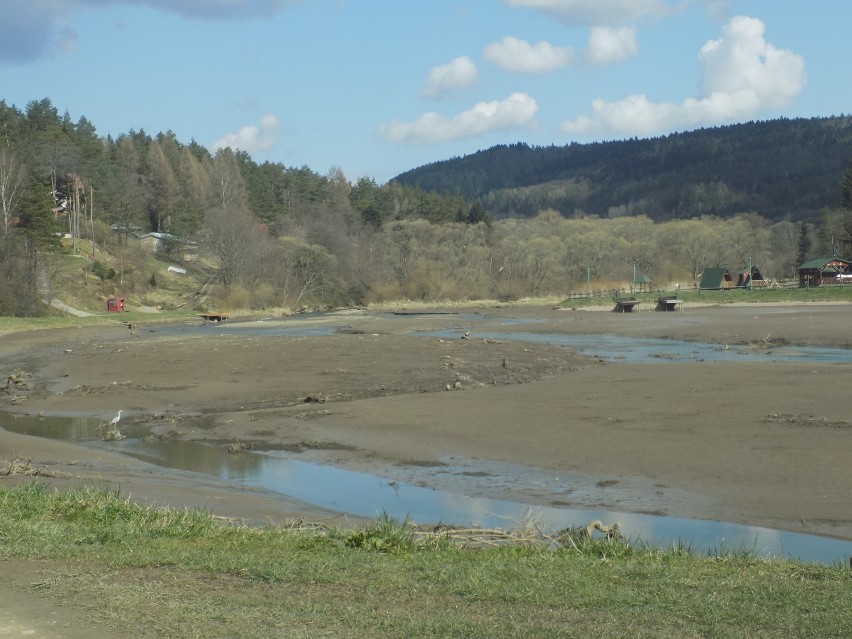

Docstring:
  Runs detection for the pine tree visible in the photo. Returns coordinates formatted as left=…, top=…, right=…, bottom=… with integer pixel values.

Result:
left=796, top=222, right=811, bottom=266
left=841, top=159, right=852, bottom=212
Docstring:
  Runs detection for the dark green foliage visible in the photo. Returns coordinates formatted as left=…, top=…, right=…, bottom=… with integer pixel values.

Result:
left=343, top=512, right=416, bottom=553
left=796, top=222, right=812, bottom=265
left=462, top=201, right=490, bottom=225
left=394, top=117, right=852, bottom=221
left=841, top=159, right=852, bottom=212
left=91, top=260, right=116, bottom=281
left=17, top=180, right=59, bottom=248
left=350, top=176, right=389, bottom=226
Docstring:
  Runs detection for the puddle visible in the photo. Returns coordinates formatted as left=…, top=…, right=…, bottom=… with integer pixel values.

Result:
left=418, top=330, right=852, bottom=364
left=112, top=313, right=852, bottom=365
left=3, top=412, right=852, bottom=565
left=148, top=322, right=341, bottom=339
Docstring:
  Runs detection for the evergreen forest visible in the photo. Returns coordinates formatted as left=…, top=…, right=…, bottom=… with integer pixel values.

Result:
left=395, top=116, right=852, bottom=221
left=2, top=98, right=852, bottom=317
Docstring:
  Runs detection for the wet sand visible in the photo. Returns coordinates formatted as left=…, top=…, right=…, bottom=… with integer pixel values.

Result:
left=2, top=302, right=852, bottom=539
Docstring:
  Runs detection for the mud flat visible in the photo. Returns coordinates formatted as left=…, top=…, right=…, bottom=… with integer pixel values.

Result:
left=2, top=303, right=852, bottom=541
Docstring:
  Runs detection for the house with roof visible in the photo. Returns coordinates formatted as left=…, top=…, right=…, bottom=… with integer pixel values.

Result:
left=699, top=267, right=735, bottom=290
left=736, top=266, right=766, bottom=288
left=798, top=258, right=852, bottom=287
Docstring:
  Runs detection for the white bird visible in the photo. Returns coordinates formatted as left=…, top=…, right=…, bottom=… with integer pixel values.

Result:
left=109, top=410, right=122, bottom=427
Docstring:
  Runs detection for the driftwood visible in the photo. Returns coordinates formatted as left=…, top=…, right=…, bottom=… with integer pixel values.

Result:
left=419, top=518, right=622, bottom=549
left=0, top=457, right=68, bottom=478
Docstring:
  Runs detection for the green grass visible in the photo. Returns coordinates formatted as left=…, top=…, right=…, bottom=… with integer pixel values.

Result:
left=1, top=482, right=851, bottom=638
left=561, top=284, right=852, bottom=309
left=0, top=309, right=202, bottom=337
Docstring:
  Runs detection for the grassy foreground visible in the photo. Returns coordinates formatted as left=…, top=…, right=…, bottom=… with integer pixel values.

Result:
left=1, top=483, right=850, bottom=638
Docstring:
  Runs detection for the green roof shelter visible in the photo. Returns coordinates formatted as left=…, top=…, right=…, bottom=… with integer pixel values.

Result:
left=798, top=258, right=852, bottom=287
left=634, top=273, right=653, bottom=293
left=699, top=267, right=735, bottom=290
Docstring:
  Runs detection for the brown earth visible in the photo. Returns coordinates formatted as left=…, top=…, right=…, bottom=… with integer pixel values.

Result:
left=3, top=301, right=852, bottom=636
left=2, top=302, right=852, bottom=542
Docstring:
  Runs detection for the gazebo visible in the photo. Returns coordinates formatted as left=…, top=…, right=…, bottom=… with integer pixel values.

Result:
left=633, top=274, right=653, bottom=293
left=798, top=258, right=852, bottom=287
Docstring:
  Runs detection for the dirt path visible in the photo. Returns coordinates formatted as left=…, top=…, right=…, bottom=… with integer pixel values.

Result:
left=0, top=567, right=121, bottom=638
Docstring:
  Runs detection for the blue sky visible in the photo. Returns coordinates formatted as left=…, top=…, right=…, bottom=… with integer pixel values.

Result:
left=2, top=1, right=849, bottom=184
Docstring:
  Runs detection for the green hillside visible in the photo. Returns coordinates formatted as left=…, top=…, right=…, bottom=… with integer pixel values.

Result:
left=3, top=98, right=852, bottom=318
left=393, top=116, right=852, bottom=221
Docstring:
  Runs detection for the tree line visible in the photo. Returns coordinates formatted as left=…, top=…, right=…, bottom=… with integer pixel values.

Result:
left=394, top=117, right=852, bottom=222
left=1, top=98, right=851, bottom=315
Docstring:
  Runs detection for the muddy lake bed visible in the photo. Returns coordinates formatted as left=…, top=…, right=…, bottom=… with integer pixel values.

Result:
left=3, top=303, right=852, bottom=563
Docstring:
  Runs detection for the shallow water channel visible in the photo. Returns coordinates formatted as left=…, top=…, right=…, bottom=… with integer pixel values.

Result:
left=7, top=315, right=852, bottom=564
left=4, top=410, right=852, bottom=565
left=152, top=313, right=852, bottom=364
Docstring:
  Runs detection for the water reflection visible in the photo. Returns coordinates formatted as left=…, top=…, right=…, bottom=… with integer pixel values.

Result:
left=418, top=330, right=852, bottom=364
left=134, top=315, right=852, bottom=364
left=149, top=313, right=852, bottom=363
left=3, top=412, right=852, bottom=564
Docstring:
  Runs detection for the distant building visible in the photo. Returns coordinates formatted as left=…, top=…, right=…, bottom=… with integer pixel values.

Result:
left=139, top=232, right=178, bottom=253
left=736, top=266, right=766, bottom=288
left=634, top=273, right=653, bottom=293
left=699, top=267, right=735, bottom=290
left=798, top=258, right=852, bottom=287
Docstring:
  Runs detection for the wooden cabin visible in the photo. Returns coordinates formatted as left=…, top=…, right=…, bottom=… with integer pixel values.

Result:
left=798, top=258, right=852, bottom=287
left=736, top=266, right=766, bottom=288
left=699, top=267, right=736, bottom=290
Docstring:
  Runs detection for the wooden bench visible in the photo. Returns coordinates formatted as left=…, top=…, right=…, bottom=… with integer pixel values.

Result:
left=613, top=297, right=639, bottom=312
left=199, top=312, right=229, bottom=322
left=656, top=296, right=682, bottom=311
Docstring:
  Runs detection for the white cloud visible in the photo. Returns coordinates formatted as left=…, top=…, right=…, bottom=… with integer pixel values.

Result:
left=504, top=0, right=674, bottom=26
left=213, top=114, right=282, bottom=154
left=0, top=0, right=301, bottom=63
left=142, top=0, right=303, bottom=19
left=378, top=93, right=539, bottom=144
left=562, top=16, right=806, bottom=136
left=699, top=15, right=805, bottom=110
left=585, top=26, right=638, bottom=66
left=484, top=36, right=575, bottom=74
left=421, top=56, right=478, bottom=98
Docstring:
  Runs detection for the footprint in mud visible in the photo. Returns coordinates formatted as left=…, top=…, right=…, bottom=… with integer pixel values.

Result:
left=596, top=479, right=619, bottom=488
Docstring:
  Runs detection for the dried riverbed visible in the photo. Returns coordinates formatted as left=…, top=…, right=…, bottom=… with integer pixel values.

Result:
left=3, top=303, right=852, bottom=548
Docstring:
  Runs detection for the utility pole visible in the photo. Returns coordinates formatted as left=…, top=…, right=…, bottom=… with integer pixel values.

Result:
left=90, top=186, right=95, bottom=259
left=632, top=261, right=636, bottom=296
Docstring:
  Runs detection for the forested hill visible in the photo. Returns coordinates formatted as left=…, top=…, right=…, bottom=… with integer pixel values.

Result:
left=393, top=116, right=852, bottom=222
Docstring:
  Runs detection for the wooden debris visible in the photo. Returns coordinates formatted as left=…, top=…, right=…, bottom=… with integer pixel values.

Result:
left=0, top=457, right=67, bottom=478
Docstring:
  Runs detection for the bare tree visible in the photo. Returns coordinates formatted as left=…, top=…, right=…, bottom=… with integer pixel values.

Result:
left=212, top=149, right=248, bottom=210
left=382, top=220, right=431, bottom=287
left=0, top=147, right=24, bottom=240
left=278, top=237, right=338, bottom=306
left=206, top=207, right=261, bottom=287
